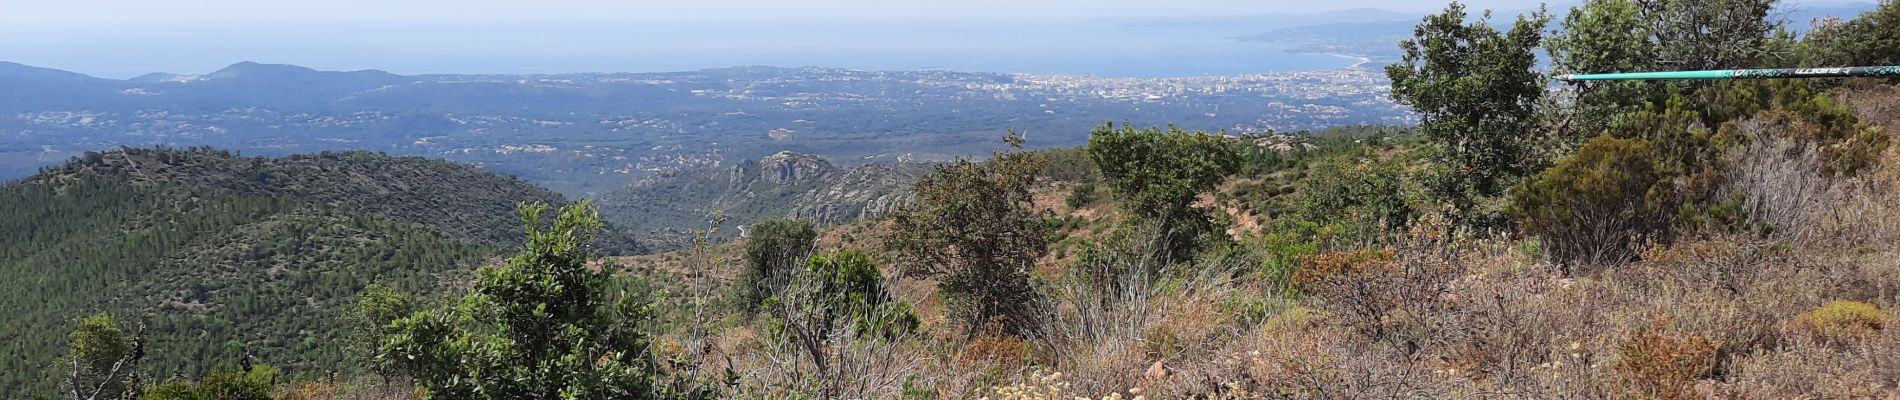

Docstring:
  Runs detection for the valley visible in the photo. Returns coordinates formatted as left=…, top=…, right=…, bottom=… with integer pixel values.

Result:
left=0, top=62, right=1408, bottom=197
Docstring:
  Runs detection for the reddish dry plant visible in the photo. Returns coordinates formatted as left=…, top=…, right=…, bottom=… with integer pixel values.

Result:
left=1616, top=317, right=1720, bottom=400
left=962, top=334, right=1033, bottom=367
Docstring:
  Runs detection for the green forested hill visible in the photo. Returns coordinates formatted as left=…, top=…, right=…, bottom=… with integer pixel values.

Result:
left=0, top=147, right=639, bottom=397
left=24, top=147, right=642, bottom=250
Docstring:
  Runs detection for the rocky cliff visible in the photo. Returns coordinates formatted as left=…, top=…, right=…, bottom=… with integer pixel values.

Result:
left=597, top=151, right=927, bottom=250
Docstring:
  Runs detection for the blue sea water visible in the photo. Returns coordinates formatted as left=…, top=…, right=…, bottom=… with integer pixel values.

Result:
left=4, top=18, right=1356, bottom=78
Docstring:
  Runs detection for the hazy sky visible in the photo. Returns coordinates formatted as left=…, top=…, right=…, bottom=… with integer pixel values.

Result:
left=0, top=0, right=1875, bottom=77
left=4, top=0, right=1534, bottom=25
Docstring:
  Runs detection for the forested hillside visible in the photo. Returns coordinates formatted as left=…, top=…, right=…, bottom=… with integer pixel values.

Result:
left=0, top=147, right=636, bottom=397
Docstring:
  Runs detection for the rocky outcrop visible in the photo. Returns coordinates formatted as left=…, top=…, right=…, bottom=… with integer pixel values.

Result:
left=599, top=151, right=928, bottom=250
left=756, top=151, right=836, bottom=184
left=786, top=163, right=920, bottom=225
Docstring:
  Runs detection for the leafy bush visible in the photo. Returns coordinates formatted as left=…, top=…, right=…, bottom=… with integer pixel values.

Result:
left=65, top=313, right=143, bottom=400
left=1086, top=123, right=1241, bottom=262
left=1800, top=0, right=1900, bottom=67
left=770, top=249, right=918, bottom=343
left=889, top=138, right=1051, bottom=337
left=1037, top=147, right=1100, bottom=184
left=1065, top=183, right=1099, bottom=210
left=1513, top=134, right=1672, bottom=269
left=1796, top=301, right=1888, bottom=344
left=751, top=249, right=920, bottom=398
left=1283, top=155, right=1415, bottom=243
left=366, top=201, right=669, bottom=399
left=1522, top=82, right=1891, bottom=264
left=1546, top=0, right=1666, bottom=140
left=1387, top=3, right=1550, bottom=221
left=1699, top=80, right=1890, bottom=175
left=741, top=218, right=818, bottom=309
left=1746, top=106, right=1890, bottom=177
left=140, top=365, right=278, bottom=400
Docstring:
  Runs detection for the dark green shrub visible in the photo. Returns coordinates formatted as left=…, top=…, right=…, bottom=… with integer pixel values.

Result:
left=1086, top=123, right=1241, bottom=263
left=1387, top=3, right=1550, bottom=222
left=1285, top=155, right=1415, bottom=243
left=769, top=249, right=918, bottom=344
left=741, top=218, right=818, bottom=309
left=1800, top=0, right=1900, bottom=67
left=140, top=365, right=276, bottom=400
left=366, top=201, right=670, bottom=399
left=889, top=140, right=1050, bottom=337
left=1513, top=135, right=1672, bottom=270
left=65, top=313, right=143, bottom=400
left=1064, top=182, right=1098, bottom=209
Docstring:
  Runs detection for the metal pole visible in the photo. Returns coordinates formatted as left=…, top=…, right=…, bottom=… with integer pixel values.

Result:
left=1557, top=66, right=1900, bottom=81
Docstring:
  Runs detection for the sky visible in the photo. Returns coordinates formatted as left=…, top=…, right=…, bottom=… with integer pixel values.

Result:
left=0, top=0, right=1877, bottom=77
left=2, top=0, right=1533, bottom=25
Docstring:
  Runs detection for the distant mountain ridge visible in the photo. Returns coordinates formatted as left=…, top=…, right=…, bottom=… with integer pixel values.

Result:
left=1234, top=20, right=1419, bottom=61
left=1114, top=7, right=1419, bottom=31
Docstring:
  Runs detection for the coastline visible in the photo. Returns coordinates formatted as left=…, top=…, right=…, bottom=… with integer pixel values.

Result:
left=1326, top=52, right=1374, bottom=69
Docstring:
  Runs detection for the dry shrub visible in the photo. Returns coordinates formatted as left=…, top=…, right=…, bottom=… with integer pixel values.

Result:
left=1177, top=307, right=1452, bottom=400
left=1615, top=317, right=1720, bottom=400
left=1024, top=227, right=1267, bottom=397
left=1607, top=238, right=1810, bottom=364
left=962, top=333, right=1033, bottom=367
left=1170, top=225, right=1616, bottom=398
left=1794, top=300, right=1889, bottom=344
left=1835, top=82, right=1900, bottom=131
left=1294, top=248, right=1401, bottom=339
left=1581, top=228, right=1900, bottom=398
left=728, top=256, right=933, bottom=399
left=1140, top=294, right=1229, bottom=363
left=281, top=382, right=339, bottom=400
left=1438, top=256, right=1617, bottom=395
left=1299, top=218, right=1463, bottom=349
left=978, top=369, right=1150, bottom=400
left=1726, top=115, right=1900, bottom=247
left=1720, top=324, right=1900, bottom=398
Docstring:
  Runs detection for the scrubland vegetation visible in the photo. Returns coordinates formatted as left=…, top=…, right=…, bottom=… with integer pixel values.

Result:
left=33, top=0, right=1900, bottom=398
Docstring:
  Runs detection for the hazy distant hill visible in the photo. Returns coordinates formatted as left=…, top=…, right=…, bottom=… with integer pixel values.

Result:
left=1115, top=7, right=1418, bottom=31
left=598, top=151, right=927, bottom=250
left=1235, top=20, right=1418, bottom=61
left=0, top=147, right=637, bottom=396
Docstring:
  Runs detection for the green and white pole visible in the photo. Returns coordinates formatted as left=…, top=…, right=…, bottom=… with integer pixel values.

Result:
left=1557, top=66, right=1900, bottom=81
